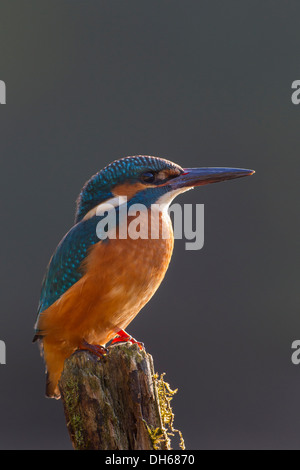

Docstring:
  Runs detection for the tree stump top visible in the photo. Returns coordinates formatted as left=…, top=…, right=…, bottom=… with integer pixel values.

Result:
left=59, top=343, right=179, bottom=450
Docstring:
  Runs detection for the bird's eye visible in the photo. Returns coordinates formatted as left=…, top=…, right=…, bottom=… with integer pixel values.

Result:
left=141, top=171, right=156, bottom=184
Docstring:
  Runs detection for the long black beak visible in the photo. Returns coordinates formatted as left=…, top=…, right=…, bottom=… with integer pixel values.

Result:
left=170, top=167, right=255, bottom=190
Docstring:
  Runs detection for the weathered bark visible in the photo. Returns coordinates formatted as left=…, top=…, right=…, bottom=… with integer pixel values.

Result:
left=59, top=343, right=169, bottom=450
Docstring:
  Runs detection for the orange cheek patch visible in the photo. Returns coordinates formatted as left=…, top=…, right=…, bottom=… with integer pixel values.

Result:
left=113, top=168, right=182, bottom=197
left=157, top=168, right=181, bottom=180
left=113, top=182, right=149, bottom=199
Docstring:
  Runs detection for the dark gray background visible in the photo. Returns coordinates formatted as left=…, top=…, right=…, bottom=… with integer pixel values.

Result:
left=0, top=0, right=299, bottom=450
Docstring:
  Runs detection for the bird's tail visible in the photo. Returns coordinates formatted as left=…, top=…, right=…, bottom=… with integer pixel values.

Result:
left=42, top=338, right=69, bottom=399
left=45, top=371, right=61, bottom=399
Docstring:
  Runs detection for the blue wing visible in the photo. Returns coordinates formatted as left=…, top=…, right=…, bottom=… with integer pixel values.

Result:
left=34, top=216, right=103, bottom=335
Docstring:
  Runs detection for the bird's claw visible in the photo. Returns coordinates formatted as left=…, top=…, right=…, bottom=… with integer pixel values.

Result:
left=111, top=330, right=144, bottom=351
left=78, top=340, right=108, bottom=358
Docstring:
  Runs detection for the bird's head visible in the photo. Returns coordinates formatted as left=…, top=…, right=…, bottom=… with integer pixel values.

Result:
left=75, top=155, right=254, bottom=223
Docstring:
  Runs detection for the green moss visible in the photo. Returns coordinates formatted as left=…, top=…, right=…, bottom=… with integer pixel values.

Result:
left=117, top=343, right=144, bottom=367
left=63, top=373, right=87, bottom=450
left=152, top=373, right=185, bottom=450
left=144, top=422, right=165, bottom=450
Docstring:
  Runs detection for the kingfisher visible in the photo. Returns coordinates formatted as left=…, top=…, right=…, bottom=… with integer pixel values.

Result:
left=33, top=155, right=254, bottom=398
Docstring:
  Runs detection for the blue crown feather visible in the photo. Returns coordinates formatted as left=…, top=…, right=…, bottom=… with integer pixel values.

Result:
left=75, top=155, right=181, bottom=223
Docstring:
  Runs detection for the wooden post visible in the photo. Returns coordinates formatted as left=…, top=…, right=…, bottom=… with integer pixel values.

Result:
left=58, top=343, right=183, bottom=450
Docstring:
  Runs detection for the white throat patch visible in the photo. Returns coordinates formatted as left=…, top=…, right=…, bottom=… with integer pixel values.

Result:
left=83, top=196, right=128, bottom=220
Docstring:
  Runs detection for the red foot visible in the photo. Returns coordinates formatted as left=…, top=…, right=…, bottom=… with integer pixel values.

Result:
left=111, top=329, right=144, bottom=351
left=78, top=340, right=108, bottom=358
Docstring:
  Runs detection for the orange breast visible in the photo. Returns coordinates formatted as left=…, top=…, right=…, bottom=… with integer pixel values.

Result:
left=38, top=208, right=174, bottom=348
